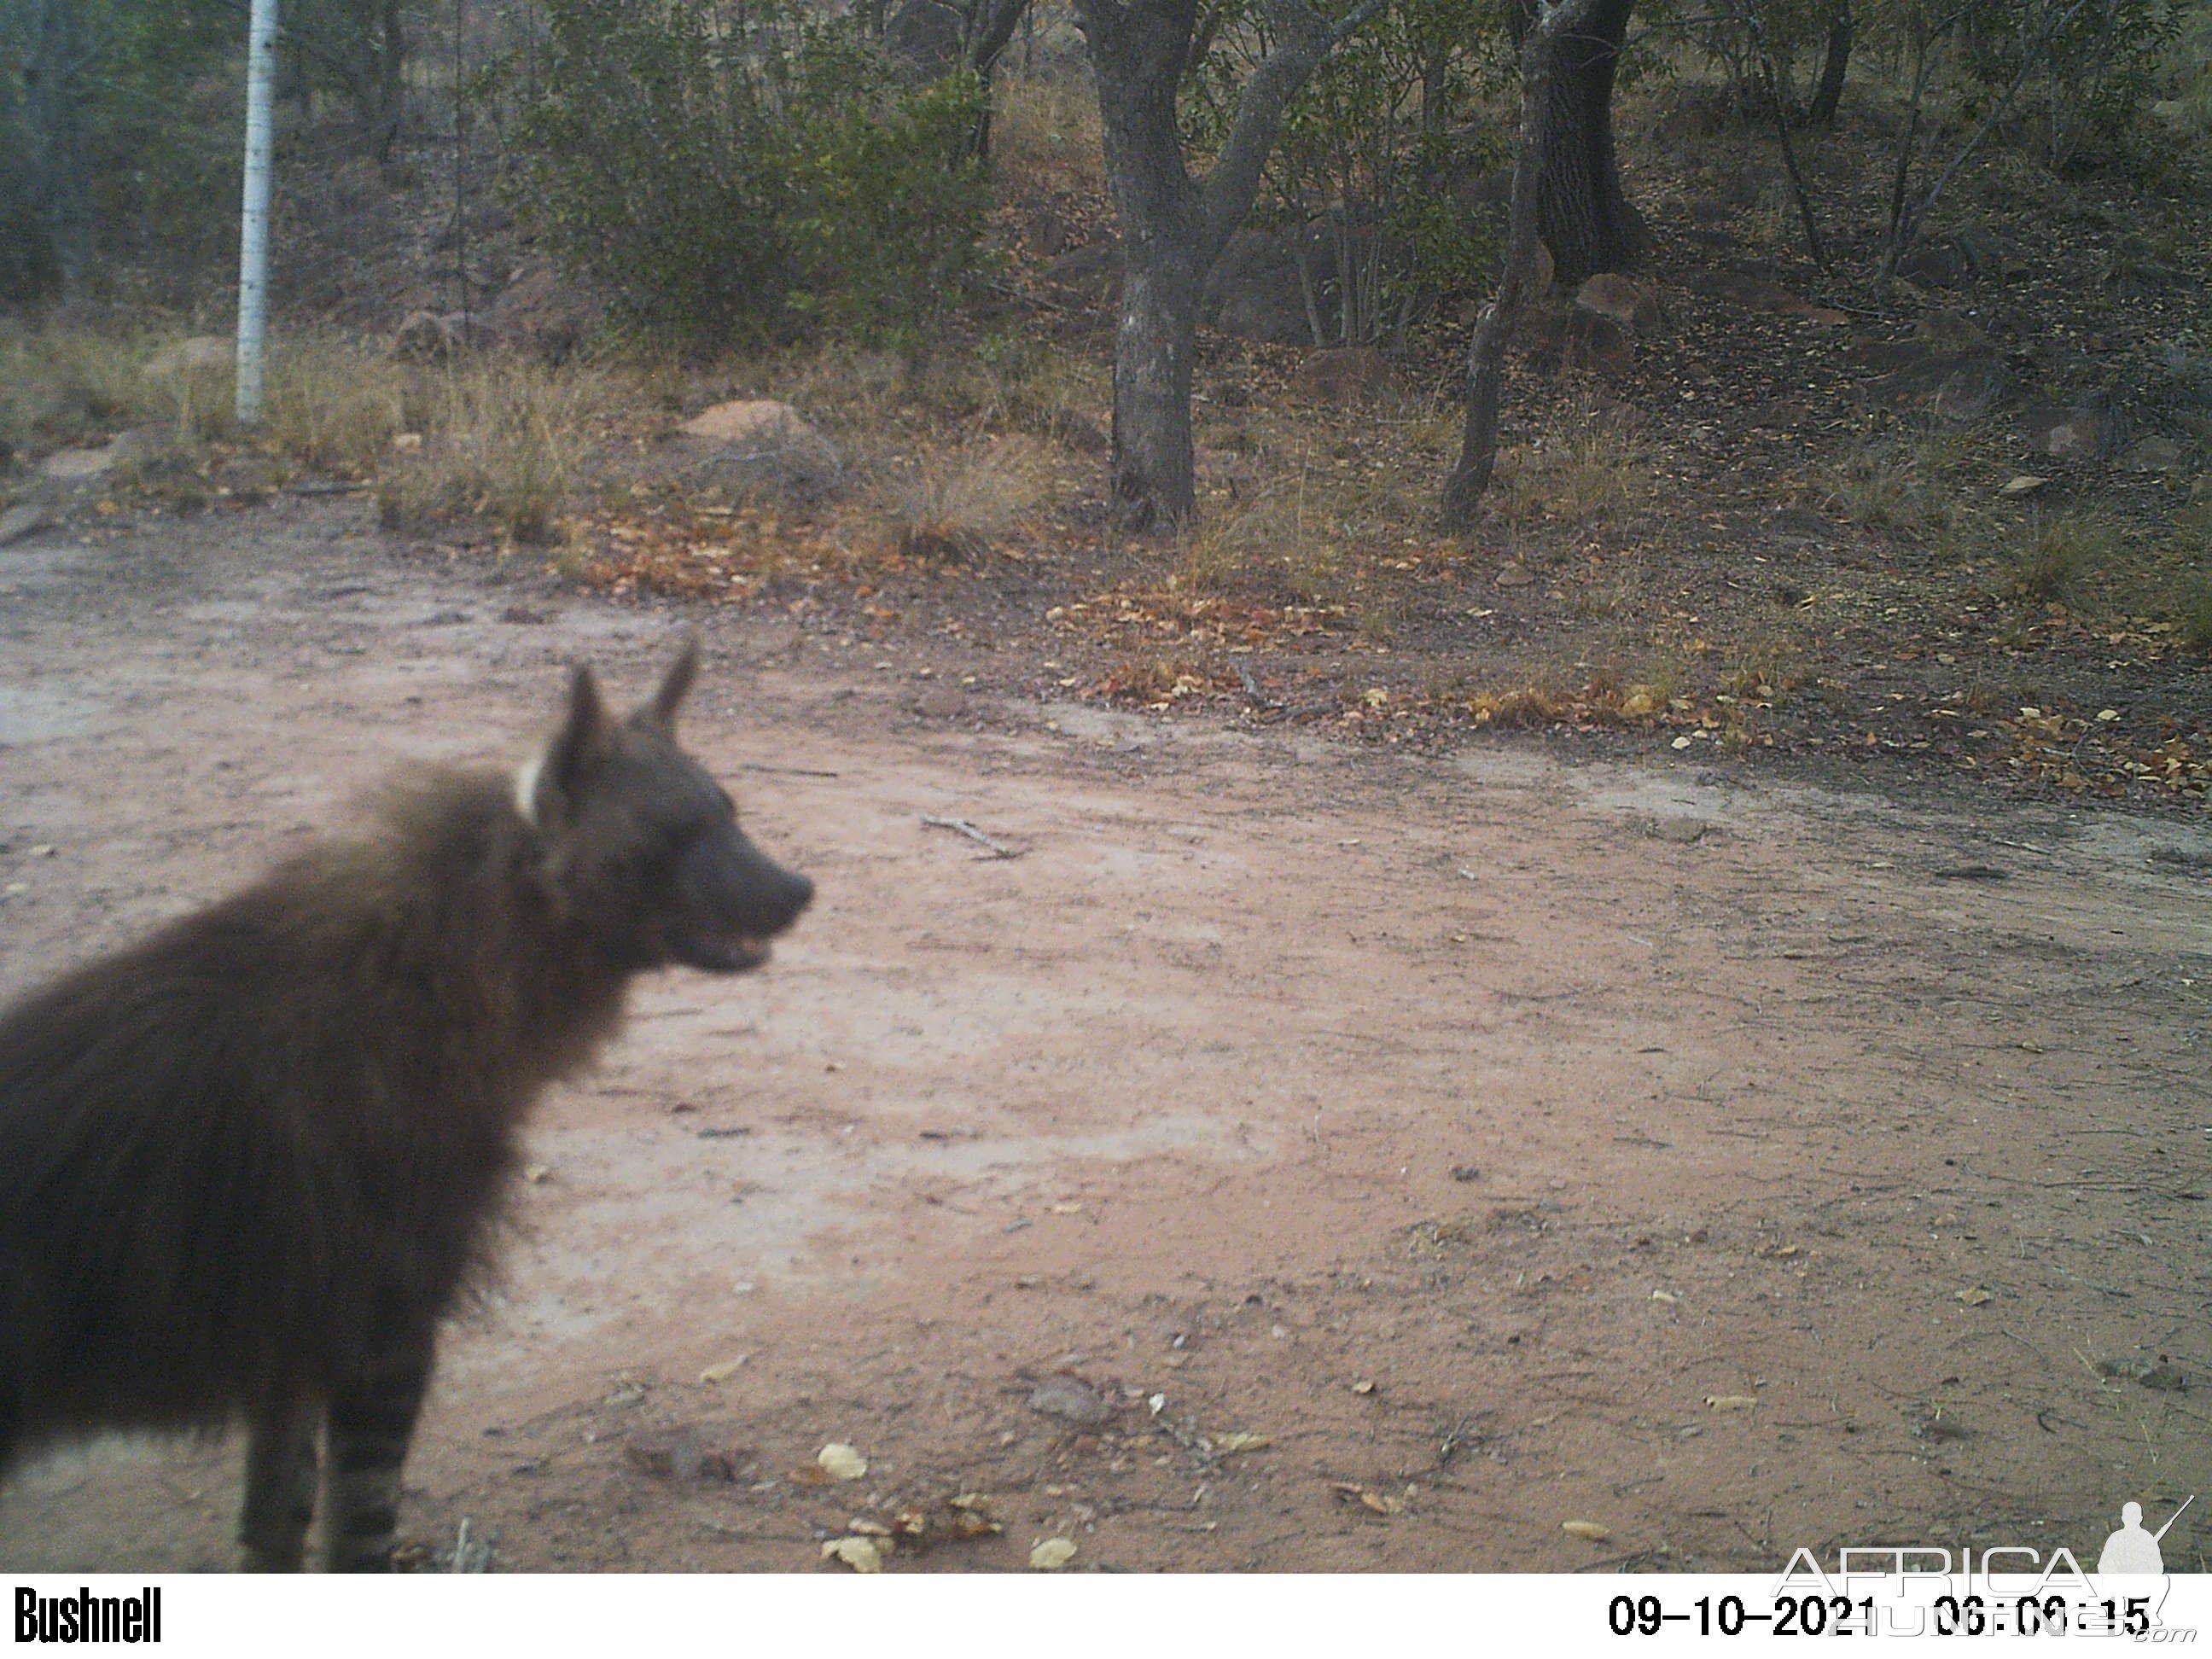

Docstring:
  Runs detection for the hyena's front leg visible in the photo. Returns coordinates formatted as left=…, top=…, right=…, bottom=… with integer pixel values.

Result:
left=238, top=1406, right=319, bottom=1571
left=323, top=1348, right=433, bottom=1572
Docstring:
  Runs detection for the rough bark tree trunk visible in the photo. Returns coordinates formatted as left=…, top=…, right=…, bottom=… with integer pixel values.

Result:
left=1807, top=2, right=1852, bottom=126
left=1073, top=0, right=1383, bottom=531
left=962, top=0, right=1030, bottom=160
left=1511, top=0, right=1640, bottom=285
left=1111, top=253, right=1204, bottom=527
left=25, top=0, right=94, bottom=293
left=1441, top=0, right=1591, bottom=528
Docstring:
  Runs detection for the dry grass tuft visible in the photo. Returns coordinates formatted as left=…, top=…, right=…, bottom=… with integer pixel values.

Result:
left=992, top=69, right=1104, bottom=197
left=1493, top=393, right=1652, bottom=526
left=879, top=434, right=1057, bottom=562
left=376, top=361, right=610, bottom=544
left=2008, top=512, right=2118, bottom=602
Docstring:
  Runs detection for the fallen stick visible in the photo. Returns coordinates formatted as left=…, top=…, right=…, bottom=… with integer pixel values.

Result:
left=921, top=814, right=1024, bottom=859
left=1232, top=659, right=1278, bottom=711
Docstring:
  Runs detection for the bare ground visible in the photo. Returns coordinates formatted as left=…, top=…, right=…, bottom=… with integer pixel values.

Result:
left=0, top=497, right=2206, bottom=1574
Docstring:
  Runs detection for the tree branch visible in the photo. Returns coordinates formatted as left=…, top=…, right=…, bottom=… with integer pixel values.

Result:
left=1196, top=0, right=1342, bottom=256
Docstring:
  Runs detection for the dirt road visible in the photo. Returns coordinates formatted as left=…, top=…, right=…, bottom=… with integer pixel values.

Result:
left=1, top=498, right=2205, bottom=1573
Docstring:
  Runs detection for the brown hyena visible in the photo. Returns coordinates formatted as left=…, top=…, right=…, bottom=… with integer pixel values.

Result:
left=0, top=639, right=812, bottom=1569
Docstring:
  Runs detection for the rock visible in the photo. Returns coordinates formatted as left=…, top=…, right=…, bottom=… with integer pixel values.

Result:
left=1896, top=225, right=2023, bottom=288
left=1562, top=308, right=1633, bottom=375
left=1649, top=816, right=1709, bottom=844
left=2019, top=398, right=2125, bottom=461
left=391, top=314, right=482, bottom=364
left=1044, top=240, right=1121, bottom=303
left=672, top=399, right=846, bottom=502
left=1027, top=1373, right=1114, bottom=1429
left=680, top=398, right=812, bottom=448
left=481, top=258, right=606, bottom=363
left=1204, top=227, right=1317, bottom=346
left=624, top=1427, right=736, bottom=1482
left=143, top=336, right=231, bottom=381
left=1860, top=342, right=2011, bottom=422
left=0, top=500, right=55, bottom=545
left=1914, top=309, right=1987, bottom=350
left=1686, top=270, right=1847, bottom=324
left=2000, top=474, right=2049, bottom=497
left=1575, top=272, right=1663, bottom=333
left=884, top=0, right=963, bottom=72
left=38, top=446, right=116, bottom=480
left=1494, top=564, right=1534, bottom=589
left=1289, top=346, right=1400, bottom=405
left=2118, top=434, right=2186, bottom=474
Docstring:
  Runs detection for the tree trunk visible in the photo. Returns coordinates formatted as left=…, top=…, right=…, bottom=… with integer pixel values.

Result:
left=25, top=0, right=94, bottom=293
left=1112, top=253, right=1203, bottom=529
left=1442, top=0, right=1590, bottom=528
left=1807, top=2, right=1851, bottom=126
left=1073, top=0, right=1379, bottom=531
left=1511, top=0, right=1640, bottom=285
left=371, top=0, right=407, bottom=161
left=963, top=0, right=1030, bottom=160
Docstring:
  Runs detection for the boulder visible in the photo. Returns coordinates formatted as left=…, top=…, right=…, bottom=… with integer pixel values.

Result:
left=1043, top=240, right=1121, bottom=304
left=1913, top=309, right=1987, bottom=350
left=1855, top=339, right=2012, bottom=422
left=1204, top=227, right=1318, bottom=346
left=672, top=399, right=845, bottom=502
left=884, top=0, right=963, bottom=73
left=390, top=310, right=492, bottom=363
left=1575, top=272, right=1663, bottom=334
left=2018, top=398, right=2125, bottom=461
left=1289, top=346, right=1400, bottom=405
left=1561, top=309, right=1634, bottom=375
left=1895, top=225, right=2023, bottom=289
left=481, top=258, right=607, bottom=363
left=144, top=336, right=232, bottom=381
left=2117, top=434, right=2187, bottom=474
left=1687, top=270, right=1848, bottom=324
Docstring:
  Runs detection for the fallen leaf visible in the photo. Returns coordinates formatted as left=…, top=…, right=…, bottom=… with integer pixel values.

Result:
left=1215, top=1431, right=1272, bottom=1454
left=1359, top=1490, right=1407, bottom=1516
left=1706, top=1395, right=1759, bottom=1411
left=822, top=1535, right=884, bottom=1573
left=1957, top=1288, right=1994, bottom=1307
left=1650, top=1289, right=1679, bottom=1304
left=1030, top=1536, right=1078, bottom=1570
left=523, top=1162, right=551, bottom=1185
left=1563, top=1520, right=1611, bottom=1542
left=817, top=1442, right=868, bottom=1481
left=1047, top=1201, right=1084, bottom=1214
left=1351, top=1380, right=1377, bottom=1395
left=697, top=1356, right=748, bottom=1385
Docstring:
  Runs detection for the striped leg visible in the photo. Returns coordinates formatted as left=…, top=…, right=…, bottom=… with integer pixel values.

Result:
left=238, top=1406, right=319, bottom=1571
left=323, top=1349, right=432, bottom=1572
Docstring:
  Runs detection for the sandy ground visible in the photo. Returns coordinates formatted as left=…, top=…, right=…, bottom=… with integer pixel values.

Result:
left=0, top=495, right=2206, bottom=1575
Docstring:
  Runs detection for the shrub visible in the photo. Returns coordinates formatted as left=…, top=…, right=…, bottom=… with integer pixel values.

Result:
left=501, top=0, right=990, bottom=352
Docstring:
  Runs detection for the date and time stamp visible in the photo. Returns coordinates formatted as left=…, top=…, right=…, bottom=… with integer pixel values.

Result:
left=1604, top=1590, right=2167, bottom=1639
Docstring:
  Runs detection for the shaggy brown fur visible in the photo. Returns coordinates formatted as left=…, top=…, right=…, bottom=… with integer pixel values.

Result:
left=0, top=642, right=812, bottom=1569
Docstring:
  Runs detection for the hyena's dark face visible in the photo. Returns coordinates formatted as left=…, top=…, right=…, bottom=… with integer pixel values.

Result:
left=520, top=641, right=813, bottom=974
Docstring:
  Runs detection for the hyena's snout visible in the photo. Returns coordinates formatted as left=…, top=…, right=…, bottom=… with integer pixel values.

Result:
left=669, top=830, right=813, bottom=974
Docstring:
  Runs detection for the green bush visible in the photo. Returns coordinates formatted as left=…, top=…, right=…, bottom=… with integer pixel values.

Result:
left=500, top=0, right=990, bottom=352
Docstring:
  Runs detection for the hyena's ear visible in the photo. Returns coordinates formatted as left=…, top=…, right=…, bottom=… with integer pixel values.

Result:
left=518, top=663, right=608, bottom=827
left=638, top=633, right=700, bottom=732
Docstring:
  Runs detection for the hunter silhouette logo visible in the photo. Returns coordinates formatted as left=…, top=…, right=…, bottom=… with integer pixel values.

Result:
left=2097, top=1496, right=2194, bottom=1575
